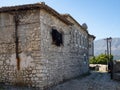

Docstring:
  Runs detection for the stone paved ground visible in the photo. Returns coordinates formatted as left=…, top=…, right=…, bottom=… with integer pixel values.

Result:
left=48, top=71, right=120, bottom=90
left=0, top=71, right=120, bottom=90
left=0, top=84, right=39, bottom=90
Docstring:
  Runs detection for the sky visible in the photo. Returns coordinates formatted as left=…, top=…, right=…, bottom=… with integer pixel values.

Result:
left=0, top=0, right=120, bottom=40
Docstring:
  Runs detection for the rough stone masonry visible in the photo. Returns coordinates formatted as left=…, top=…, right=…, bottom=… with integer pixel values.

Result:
left=0, top=2, right=95, bottom=89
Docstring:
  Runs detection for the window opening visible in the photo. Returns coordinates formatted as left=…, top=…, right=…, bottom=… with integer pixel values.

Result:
left=51, top=29, right=63, bottom=46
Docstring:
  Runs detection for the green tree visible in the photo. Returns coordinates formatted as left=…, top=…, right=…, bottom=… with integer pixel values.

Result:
left=89, top=56, right=97, bottom=64
left=89, top=54, right=113, bottom=65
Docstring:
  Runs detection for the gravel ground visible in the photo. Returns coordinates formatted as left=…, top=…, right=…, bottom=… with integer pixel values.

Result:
left=0, top=71, right=120, bottom=90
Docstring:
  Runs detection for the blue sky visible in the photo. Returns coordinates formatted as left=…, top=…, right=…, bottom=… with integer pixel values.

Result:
left=0, top=0, right=120, bottom=40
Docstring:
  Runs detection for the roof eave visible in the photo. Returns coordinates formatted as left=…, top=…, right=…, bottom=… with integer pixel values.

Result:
left=0, top=2, right=72, bottom=25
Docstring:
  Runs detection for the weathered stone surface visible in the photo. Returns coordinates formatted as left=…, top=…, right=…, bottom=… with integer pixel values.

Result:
left=38, top=9, right=90, bottom=88
left=0, top=9, right=41, bottom=88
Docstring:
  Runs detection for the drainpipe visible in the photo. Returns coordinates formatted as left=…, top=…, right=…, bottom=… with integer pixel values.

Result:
left=14, top=14, right=20, bottom=70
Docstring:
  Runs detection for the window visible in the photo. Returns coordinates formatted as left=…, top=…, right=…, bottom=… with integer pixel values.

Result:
left=81, top=35, right=83, bottom=47
left=51, top=29, right=63, bottom=46
left=83, top=53, right=87, bottom=64
left=79, top=33, right=81, bottom=46
left=75, top=30, right=78, bottom=47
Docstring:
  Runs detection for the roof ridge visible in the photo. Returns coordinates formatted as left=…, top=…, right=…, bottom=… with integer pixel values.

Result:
left=0, top=2, right=72, bottom=25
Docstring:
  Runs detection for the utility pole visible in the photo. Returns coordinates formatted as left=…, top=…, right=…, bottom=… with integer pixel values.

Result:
left=104, top=37, right=112, bottom=71
left=109, top=37, right=112, bottom=56
left=104, top=38, right=109, bottom=70
left=108, top=37, right=112, bottom=79
left=107, top=38, right=109, bottom=60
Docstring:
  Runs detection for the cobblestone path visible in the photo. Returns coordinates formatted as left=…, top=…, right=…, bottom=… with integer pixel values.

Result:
left=49, top=71, right=120, bottom=90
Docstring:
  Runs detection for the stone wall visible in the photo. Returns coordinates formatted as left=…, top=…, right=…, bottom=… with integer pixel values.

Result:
left=113, top=60, right=120, bottom=80
left=90, top=64, right=107, bottom=72
left=39, top=9, right=89, bottom=88
left=0, top=9, right=42, bottom=87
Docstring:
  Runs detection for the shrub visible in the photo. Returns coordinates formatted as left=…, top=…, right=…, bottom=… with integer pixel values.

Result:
left=89, top=54, right=113, bottom=65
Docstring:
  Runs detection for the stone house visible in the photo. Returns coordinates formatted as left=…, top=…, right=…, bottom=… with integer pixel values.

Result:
left=88, top=34, right=96, bottom=59
left=0, top=2, right=95, bottom=89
